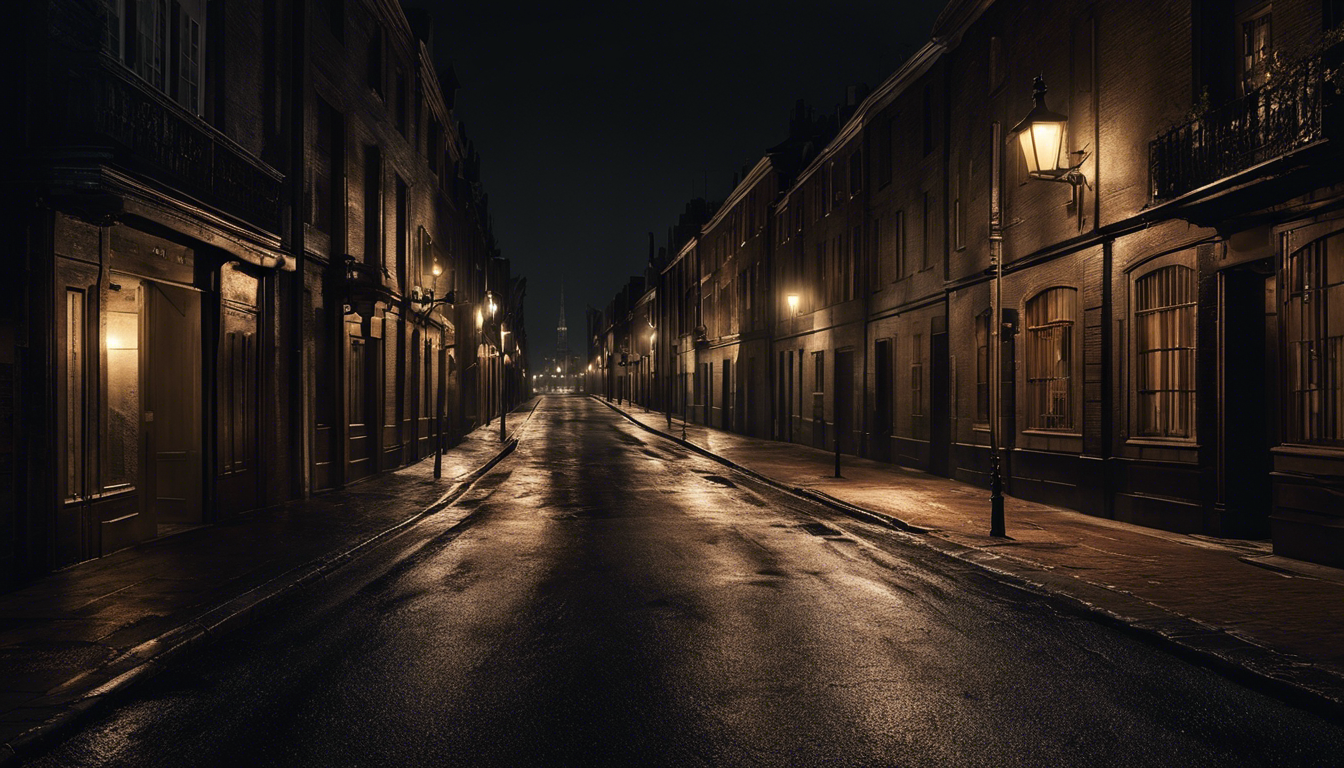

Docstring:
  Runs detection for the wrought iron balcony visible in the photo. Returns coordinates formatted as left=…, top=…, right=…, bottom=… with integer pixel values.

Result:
left=1149, top=43, right=1341, bottom=203
left=57, top=55, right=284, bottom=233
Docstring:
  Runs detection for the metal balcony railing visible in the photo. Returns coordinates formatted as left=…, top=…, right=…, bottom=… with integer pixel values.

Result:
left=1149, top=43, right=1340, bottom=202
left=62, top=55, right=284, bottom=233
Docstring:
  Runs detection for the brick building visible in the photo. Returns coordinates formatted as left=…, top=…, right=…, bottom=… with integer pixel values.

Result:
left=2, top=0, right=521, bottom=584
left=593, top=0, right=1344, bottom=567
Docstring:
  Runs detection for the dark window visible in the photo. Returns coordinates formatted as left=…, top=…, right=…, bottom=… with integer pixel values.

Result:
left=395, top=68, right=408, bottom=135
left=849, top=150, right=862, bottom=195
left=911, top=334, right=923, bottom=416
left=367, top=28, right=383, bottom=97
left=976, top=309, right=991, bottom=423
left=813, top=350, right=825, bottom=394
left=876, top=118, right=892, bottom=188
left=922, top=83, right=934, bottom=156
left=922, top=192, right=932, bottom=270
left=894, top=210, right=906, bottom=279
left=363, top=145, right=381, bottom=267
left=989, top=35, right=1005, bottom=92
left=308, top=98, right=336, bottom=233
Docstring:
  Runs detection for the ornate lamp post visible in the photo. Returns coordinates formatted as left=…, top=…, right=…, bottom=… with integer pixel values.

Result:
left=412, top=256, right=455, bottom=480
left=988, top=76, right=1091, bottom=537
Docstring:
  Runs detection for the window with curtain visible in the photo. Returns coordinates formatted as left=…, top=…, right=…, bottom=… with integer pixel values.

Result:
left=1135, top=265, right=1196, bottom=438
left=1025, top=287, right=1077, bottom=431
left=1285, top=231, right=1344, bottom=445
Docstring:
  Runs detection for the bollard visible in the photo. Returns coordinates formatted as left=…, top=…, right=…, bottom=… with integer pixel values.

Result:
left=834, top=431, right=842, bottom=478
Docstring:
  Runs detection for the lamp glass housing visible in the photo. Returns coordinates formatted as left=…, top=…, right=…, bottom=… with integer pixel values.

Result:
left=1018, top=120, right=1065, bottom=175
left=1009, top=76, right=1070, bottom=178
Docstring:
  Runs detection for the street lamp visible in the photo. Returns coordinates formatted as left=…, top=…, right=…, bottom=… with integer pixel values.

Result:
left=1009, top=75, right=1090, bottom=230
left=985, top=76, right=1091, bottom=539
left=412, top=258, right=454, bottom=481
left=786, top=293, right=800, bottom=317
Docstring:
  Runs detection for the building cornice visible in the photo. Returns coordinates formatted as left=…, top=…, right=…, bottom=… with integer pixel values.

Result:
left=702, top=156, right=775, bottom=235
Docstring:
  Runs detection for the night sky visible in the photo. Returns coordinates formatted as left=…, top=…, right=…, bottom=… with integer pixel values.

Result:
left=409, top=2, right=946, bottom=370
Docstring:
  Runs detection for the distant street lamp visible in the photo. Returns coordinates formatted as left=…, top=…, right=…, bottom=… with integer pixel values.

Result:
left=986, top=76, right=1092, bottom=538
left=413, top=258, right=455, bottom=481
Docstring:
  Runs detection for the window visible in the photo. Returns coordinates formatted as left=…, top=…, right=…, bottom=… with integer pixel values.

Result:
left=363, top=145, right=381, bottom=267
left=813, top=351, right=825, bottom=394
left=179, top=13, right=201, bottom=113
left=1238, top=6, right=1272, bottom=96
left=1025, top=287, right=1078, bottom=431
left=852, top=225, right=863, bottom=299
left=989, top=35, right=1005, bottom=92
left=911, top=334, right=924, bottom=416
left=872, top=217, right=883, bottom=290
left=1285, top=231, right=1344, bottom=445
left=976, top=309, right=991, bottom=423
left=100, top=0, right=122, bottom=58
left=104, top=278, right=142, bottom=490
left=136, top=0, right=167, bottom=90
left=922, top=84, right=933, bottom=156
left=349, top=337, right=366, bottom=424
left=66, top=290, right=86, bottom=500
left=396, top=68, right=408, bottom=135
left=367, top=28, right=383, bottom=97
left=308, top=98, right=336, bottom=233
left=427, top=120, right=441, bottom=173
left=952, top=155, right=965, bottom=251
left=876, top=118, right=892, bottom=188
left=849, top=151, right=862, bottom=195
left=894, top=210, right=906, bottom=279
left=1135, top=266, right=1196, bottom=438
left=922, top=192, right=931, bottom=270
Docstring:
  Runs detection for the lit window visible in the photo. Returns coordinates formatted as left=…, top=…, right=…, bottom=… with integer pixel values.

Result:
left=1285, top=231, right=1344, bottom=445
left=1025, top=287, right=1077, bottom=431
left=1135, top=266, right=1196, bottom=438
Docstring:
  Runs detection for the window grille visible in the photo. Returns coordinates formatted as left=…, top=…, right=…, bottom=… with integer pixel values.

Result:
left=1025, top=287, right=1077, bottom=431
left=1135, top=266, right=1196, bottom=437
left=1285, top=231, right=1344, bottom=445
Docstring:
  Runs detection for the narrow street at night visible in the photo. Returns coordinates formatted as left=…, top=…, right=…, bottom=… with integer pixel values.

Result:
left=25, top=396, right=1344, bottom=767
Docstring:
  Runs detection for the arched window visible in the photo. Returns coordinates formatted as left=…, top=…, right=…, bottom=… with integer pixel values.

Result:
left=1285, top=231, right=1344, bottom=445
left=1025, top=287, right=1077, bottom=431
left=1135, top=266, right=1196, bottom=438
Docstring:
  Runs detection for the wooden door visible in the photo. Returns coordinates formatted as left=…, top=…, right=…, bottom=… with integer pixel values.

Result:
left=874, top=339, right=894, bottom=461
left=217, top=300, right=259, bottom=514
left=146, top=282, right=202, bottom=526
left=836, top=349, right=854, bottom=454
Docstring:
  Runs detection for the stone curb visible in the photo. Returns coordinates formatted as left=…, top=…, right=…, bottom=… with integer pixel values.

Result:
left=595, top=396, right=1344, bottom=723
left=592, top=397, right=924, bottom=533
left=0, top=424, right=528, bottom=767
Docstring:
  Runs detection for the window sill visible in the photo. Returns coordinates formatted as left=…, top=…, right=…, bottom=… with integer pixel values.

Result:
left=1125, top=437, right=1199, bottom=449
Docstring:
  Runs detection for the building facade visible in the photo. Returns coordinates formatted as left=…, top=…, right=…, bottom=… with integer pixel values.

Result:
left=3, top=0, right=523, bottom=585
left=592, top=0, right=1344, bottom=567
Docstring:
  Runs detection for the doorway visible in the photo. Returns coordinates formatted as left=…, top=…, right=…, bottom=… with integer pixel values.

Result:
left=835, top=349, right=854, bottom=454
left=874, top=339, right=894, bottom=461
left=1220, top=259, right=1275, bottom=537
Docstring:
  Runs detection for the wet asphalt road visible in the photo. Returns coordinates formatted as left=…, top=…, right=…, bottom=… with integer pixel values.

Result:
left=29, top=395, right=1344, bottom=767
